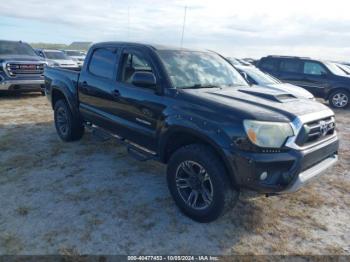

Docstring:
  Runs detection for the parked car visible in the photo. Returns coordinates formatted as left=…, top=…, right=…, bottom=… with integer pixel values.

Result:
left=35, top=49, right=79, bottom=69
left=257, top=55, right=350, bottom=108
left=335, top=63, right=350, bottom=75
left=0, top=40, right=46, bottom=94
left=227, top=57, right=252, bottom=66
left=234, top=65, right=315, bottom=100
left=61, top=50, right=86, bottom=67
left=45, top=42, right=339, bottom=222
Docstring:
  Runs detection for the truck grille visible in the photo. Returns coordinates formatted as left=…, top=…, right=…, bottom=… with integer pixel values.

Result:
left=295, top=116, right=336, bottom=147
left=5, top=62, right=45, bottom=77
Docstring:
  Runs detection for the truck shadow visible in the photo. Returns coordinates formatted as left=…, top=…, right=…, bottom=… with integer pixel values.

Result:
left=0, top=121, right=264, bottom=254
left=0, top=91, right=42, bottom=99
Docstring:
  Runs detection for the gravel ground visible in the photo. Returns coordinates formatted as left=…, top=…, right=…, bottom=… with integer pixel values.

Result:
left=0, top=93, right=349, bottom=255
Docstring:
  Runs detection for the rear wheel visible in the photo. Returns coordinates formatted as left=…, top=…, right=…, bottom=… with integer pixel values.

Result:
left=54, top=99, right=84, bottom=141
left=329, top=90, right=349, bottom=109
left=167, top=144, right=239, bottom=223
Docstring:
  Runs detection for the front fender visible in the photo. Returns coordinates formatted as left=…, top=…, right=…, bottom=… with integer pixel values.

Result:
left=158, top=115, right=240, bottom=185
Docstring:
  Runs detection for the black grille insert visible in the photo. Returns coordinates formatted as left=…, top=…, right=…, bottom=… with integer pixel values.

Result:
left=295, top=117, right=335, bottom=147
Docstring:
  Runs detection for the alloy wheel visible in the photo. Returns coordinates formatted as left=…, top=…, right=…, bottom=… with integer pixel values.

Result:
left=175, top=160, right=214, bottom=210
left=56, top=107, right=69, bottom=136
left=332, top=93, right=349, bottom=108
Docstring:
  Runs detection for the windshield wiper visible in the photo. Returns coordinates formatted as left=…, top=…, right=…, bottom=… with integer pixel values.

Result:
left=179, top=84, right=220, bottom=89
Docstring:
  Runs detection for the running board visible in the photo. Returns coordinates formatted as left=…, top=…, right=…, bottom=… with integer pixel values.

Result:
left=85, top=123, right=157, bottom=161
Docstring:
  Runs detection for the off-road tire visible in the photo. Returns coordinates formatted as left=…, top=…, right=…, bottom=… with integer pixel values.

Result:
left=167, top=144, right=239, bottom=223
left=54, top=99, right=84, bottom=141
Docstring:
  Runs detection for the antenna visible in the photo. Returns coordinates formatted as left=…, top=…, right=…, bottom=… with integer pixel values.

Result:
left=180, top=6, right=187, bottom=48
left=127, top=6, right=130, bottom=40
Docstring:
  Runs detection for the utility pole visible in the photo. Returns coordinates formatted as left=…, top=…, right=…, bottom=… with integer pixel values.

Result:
left=180, top=6, right=187, bottom=48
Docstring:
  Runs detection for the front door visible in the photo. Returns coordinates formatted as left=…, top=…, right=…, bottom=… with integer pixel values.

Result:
left=108, top=47, right=166, bottom=151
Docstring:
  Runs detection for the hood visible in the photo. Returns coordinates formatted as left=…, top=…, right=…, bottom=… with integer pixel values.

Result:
left=70, top=55, right=85, bottom=60
left=178, top=86, right=332, bottom=122
left=0, top=54, right=45, bottom=62
left=332, top=74, right=350, bottom=82
left=263, top=83, right=314, bottom=99
left=50, top=59, right=77, bottom=66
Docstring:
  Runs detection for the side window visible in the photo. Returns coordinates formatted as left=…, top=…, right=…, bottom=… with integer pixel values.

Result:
left=120, top=52, right=153, bottom=83
left=88, top=48, right=118, bottom=79
left=259, top=58, right=278, bottom=71
left=303, top=61, right=327, bottom=75
left=280, top=60, right=302, bottom=73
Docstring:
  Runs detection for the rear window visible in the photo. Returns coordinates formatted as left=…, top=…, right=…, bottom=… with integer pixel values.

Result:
left=280, top=60, right=302, bottom=73
left=259, top=58, right=278, bottom=71
left=88, top=48, right=118, bottom=79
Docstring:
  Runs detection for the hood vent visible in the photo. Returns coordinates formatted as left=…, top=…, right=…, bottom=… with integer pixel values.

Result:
left=239, top=89, right=297, bottom=103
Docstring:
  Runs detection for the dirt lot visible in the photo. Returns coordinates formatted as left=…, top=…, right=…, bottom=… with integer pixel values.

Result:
left=0, top=93, right=349, bottom=255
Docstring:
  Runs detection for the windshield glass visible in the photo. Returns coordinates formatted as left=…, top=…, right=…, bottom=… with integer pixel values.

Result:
left=158, top=50, right=248, bottom=88
left=0, top=41, right=37, bottom=56
left=44, top=51, right=69, bottom=60
left=243, top=67, right=280, bottom=85
left=325, top=62, right=347, bottom=76
left=336, top=63, right=350, bottom=74
left=66, top=50, right=85, bottom=56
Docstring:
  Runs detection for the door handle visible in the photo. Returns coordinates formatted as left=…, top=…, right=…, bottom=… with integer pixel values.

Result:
left=81, top=81, right=89, bottom=92
left=112, top=89, right=120, bottom=98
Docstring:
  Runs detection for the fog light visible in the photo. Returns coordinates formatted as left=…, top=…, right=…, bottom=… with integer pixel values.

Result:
left=260, top=171, right=268, bottom=180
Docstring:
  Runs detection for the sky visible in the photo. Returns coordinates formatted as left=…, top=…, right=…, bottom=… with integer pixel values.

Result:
left=1, top=0, right=350, bottom=60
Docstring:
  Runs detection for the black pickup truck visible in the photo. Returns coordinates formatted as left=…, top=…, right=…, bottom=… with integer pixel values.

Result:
left=45, top=42, right=339, bottom=222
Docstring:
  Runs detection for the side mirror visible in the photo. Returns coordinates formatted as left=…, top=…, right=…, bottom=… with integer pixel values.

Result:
left=131, top=71, right=156, bottom=88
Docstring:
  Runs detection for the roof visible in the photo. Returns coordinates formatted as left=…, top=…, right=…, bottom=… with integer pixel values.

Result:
left=92, top=41, right=207, bottom=52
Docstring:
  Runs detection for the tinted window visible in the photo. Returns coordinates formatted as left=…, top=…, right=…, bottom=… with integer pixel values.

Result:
left=120, top=53, right=153, bottom=83
left=304, top=61, right=327, bottom=75
left=259, top=58, right=278, bottom=71
left=280, top=60, right=302, bottom=73
left=89, top=48, right=118, bottom=79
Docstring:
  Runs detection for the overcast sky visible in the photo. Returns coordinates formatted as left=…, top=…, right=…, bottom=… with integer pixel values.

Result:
left=1, top=0, right=349, bottom=60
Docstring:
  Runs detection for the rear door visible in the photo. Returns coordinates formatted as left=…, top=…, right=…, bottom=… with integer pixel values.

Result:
left=78, top=46, right=124, bottom=131
left=277, top=59, right=306, bottom=88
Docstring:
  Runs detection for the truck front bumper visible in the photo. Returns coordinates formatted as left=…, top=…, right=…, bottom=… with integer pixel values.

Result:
left=0, top=79, right=45, bottom=91
left=281, top=154, right=338, bottom=193
left=226, top=135, right=339, bottom=194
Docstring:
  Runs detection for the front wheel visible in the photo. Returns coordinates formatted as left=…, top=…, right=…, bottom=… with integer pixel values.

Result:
left=329, top=90, right=349, bottom=109
left=167, top=144, right=239, bottom=223
left=54, top=99, right=84, bottom=141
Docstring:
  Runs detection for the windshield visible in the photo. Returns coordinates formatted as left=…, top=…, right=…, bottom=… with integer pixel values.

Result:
left=158, top=50, right=248, bottom=89
left=44, top=51, right=69, bottom=60
left=325, top=62, right=348, bottom=76
left=243, top=67, right=280, bottom=85
left=336, top=63, right=350, bottom=74
left=66, top=50, right=85, bottom=56
left=0, top=41, right=37, bottom=56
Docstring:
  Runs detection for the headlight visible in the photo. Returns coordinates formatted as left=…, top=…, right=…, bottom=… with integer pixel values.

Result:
left=243, top=120, right=294, bottom=148
left=47, top=61, right=60, bottom=67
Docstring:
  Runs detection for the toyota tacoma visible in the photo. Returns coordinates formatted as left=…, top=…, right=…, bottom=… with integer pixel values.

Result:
left=44, top=42, right=339, bottom=222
